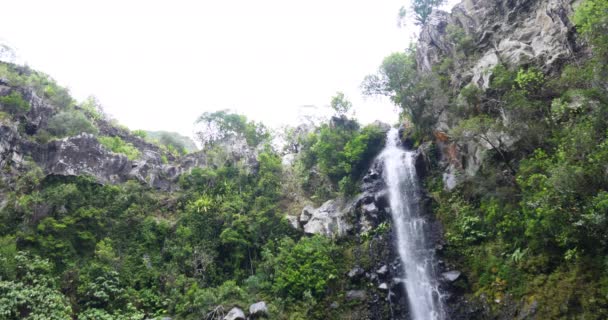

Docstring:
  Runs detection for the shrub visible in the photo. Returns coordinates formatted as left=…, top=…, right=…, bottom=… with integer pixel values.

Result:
left=98, top=136, right=141, bottom=160
left=514, top=68, right=545, bottom=93
left=43, top=83, right=74, bottom=110
left=132, top=130, right=147, bottom=139
left=447, top=25, right=474, bottom=53
left=0, top=91, right=30, bottom=114
left=47, top=109, right=98, bottom=137
left=271, top=236, right=338, bottom=300
left=79, top=96, right=105, bottom=121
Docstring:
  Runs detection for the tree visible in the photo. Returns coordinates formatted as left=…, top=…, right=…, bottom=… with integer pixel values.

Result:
left=412, top=0, right=446, bottom=25
left=271, top=236, right=338, bottom=299
left=397, top=6, right=408, bottom=27
left=363, top=49, right=425, bottom=123
left=0, top=252, right=72, bottom=319
left=330, top=91, right=352, bottom=116
left=47, top=110, right=98, bottom=137
left=0, top=91, right=30, bottom=114
left=195, top=110, right=269, bottom=147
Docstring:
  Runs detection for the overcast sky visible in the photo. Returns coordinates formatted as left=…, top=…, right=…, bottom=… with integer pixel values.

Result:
left=0, top=0, right=457, bottom=137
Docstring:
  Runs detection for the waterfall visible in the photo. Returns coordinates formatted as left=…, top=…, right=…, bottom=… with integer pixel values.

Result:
left=380, top=128, right=445, bottom=320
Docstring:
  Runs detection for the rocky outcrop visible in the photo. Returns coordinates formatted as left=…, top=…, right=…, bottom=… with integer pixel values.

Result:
left=248, top=301, right=268, bottom=318
left=0, top=86, right=258, bottom=193
left=223, top=307, right=245, bottom=320
left=285, top=137, right=450, bottom=319
left=415, top=0, right=579, bottom=189
left=298, top=199, right=352, bottom=237
left=418, top=0, right=578, bottom=86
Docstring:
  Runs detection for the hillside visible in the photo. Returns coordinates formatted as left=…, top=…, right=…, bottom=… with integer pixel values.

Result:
left=1, top=0, right=608, bottom=319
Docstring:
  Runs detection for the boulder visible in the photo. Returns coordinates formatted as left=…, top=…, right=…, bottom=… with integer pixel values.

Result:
left=442, top=270, right=462, bottom=283
left=345, top=290, right=367, bottom=302
left=301, top=199, right=352, bottom=238
left=299, top=205, right=314, bottom=223
left=347, top=267, right=365, bottom=279
left=223, top=307, right=245, bottom=320
left=361, top=202, right=379, bottom=216
left=376, top=265, right=389, bottom=276
left=286, top=215, right=300, bottom=229
left=248, top=301, right=268, bottom=318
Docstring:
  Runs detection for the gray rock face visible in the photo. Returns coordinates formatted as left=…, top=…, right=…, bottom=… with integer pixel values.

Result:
left=302, top=199, right=352, bottom=237
left=345, top=290, right=367, bottom=302
left=286, top=215, right=300, bottom=229
left=248, top=301, right=268, bottom=318
left=35, top=133, right=131, bottom=184
left=299, top=205, right=314, bottom=223
left=417, top=10, right=451, bottom=74
left=416, top=0, right=578, bottom=189
left=0, top=87, right=260, bottom=192
left=223, top=307, right=245, bottom=320
left=418, top=0, right=577, bottom=82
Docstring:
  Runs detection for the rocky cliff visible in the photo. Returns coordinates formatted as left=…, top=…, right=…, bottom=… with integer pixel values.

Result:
left=0, top=83, right=257, bottom=196
left=416, top=0, right=580, bottom=190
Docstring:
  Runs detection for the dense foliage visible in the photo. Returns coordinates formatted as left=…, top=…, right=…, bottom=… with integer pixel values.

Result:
left=296, top=118, right=386, bottom=199
left=196, top=110, right=270, bottom=148
left=98, top=136, right=142, bottom=160
left=2, top=1, right=606, bottom=319
left=47, top=109, right=99, bottom=137
left=0, top=91, right=29, bottom=114
left=144, top=130, right=198, bottom=155
left=0, top=74, right=388, bottom=319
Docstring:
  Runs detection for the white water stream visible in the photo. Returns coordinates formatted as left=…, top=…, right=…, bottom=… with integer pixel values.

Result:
left=379, top=128, right=445, bottom=320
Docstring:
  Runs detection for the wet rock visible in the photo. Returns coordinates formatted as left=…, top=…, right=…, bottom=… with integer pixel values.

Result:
left=442, top=270, right=462, bottom=282
left=376, top=265, right=389, bottom=276
left=223, top=307, right=245, bottom=320
left=363, top=169, right=380, bottom=183
left=362, top=202, right=379, bottom=216
left=248, top=301, right=268, bottom=318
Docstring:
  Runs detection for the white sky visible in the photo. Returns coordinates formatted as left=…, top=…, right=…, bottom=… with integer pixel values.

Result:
left=0, top=0, right=458, bottom=138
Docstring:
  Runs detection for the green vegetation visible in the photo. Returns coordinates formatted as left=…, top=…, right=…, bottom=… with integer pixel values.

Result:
left=270, top=236, right=338, bottom=299
left=98, top=136, right=141, bottom=160
left=296, top=118, right=385, bottom=199
left=330, top=91, right=353, bottom=116
left=0, top=63, right=74, bottom=110
left=0, top=85, right=386, bottom=319
left=196, top=110, right=269, bottom=148
left=363, top=47, right=444, bottom=139
left=145, top=130, right=198, bottom=155
left=2, top=1, right=607, bottom=319
left=361, top=0, right=608, bottom=317
left=47, top=109, right=98, bottom=137
left=412, top=0, right=446, bottom=25
left=0, top=91, right=29, bottom=114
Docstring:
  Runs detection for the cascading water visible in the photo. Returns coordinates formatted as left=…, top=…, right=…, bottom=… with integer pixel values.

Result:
left=380, top=128, right=445, bottom=320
